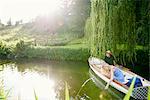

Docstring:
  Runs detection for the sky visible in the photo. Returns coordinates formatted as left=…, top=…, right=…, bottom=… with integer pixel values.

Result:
left=0, top=0, right=62, bottom=24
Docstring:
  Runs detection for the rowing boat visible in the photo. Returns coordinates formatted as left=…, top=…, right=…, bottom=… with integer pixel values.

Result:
left=88, top=57, right=150, bottom=99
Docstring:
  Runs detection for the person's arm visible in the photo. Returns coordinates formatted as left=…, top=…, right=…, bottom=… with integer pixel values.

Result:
left=108, top=66, right=114, bottom=83
left=113, top=60, right=116, bottom=65
left=112, top=56, right=116, bottom=65
left=105, top=66, right=114, bottom=89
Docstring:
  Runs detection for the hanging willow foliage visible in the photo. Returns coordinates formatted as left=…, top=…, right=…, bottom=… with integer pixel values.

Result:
left=85, top=0, right=137, bottom=65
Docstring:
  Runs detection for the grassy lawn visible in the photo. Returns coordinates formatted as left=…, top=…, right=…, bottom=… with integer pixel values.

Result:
left=0, top=25, right=85, bottom=46
left=0, top=26, right=89, bottom=61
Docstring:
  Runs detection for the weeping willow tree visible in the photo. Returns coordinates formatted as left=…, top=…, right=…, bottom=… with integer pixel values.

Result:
left=85, top=0, right=137, bottom=65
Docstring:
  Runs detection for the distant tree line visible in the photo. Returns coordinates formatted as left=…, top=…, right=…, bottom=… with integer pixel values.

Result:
left=0, top=18, right=23, bottom=27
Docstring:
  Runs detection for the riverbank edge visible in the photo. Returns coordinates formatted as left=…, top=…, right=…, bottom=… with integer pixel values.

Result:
left=16, top=45, right=90, bottom=62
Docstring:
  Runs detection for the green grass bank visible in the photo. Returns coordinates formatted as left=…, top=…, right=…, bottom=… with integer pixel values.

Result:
left=19, top=44, right=90, bottom=61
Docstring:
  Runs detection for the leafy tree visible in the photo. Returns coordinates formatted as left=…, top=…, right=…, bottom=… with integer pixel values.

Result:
left=135, top=0, right=149, bottom=46
left=86, top=0, right=137, bottom=64
left=85, top=0, right=149, bottom=64
left=64, top=0, right=91, bottom=35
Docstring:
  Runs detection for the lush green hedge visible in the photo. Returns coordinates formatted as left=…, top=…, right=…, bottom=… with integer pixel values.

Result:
left=22, top=45, right=90, bottom=61
left=0, top=39, right=90, bottom=61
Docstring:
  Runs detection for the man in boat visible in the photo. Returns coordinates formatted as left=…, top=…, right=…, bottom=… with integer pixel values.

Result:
left=104, top=50, right=130, bottom=71
left=104, top=50, right=116, bottom=65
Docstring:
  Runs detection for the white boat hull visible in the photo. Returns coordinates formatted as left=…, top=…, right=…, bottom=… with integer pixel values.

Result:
left=89, top=64, right=128, bottom=94
left=88, top=57, right=150, bottom=99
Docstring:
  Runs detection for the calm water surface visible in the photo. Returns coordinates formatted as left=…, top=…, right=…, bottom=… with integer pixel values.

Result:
left=0, top=59, right=125, bottom=100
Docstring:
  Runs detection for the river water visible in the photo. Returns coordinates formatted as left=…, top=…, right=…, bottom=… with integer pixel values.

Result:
left=0, top=59, right=126, bottom=100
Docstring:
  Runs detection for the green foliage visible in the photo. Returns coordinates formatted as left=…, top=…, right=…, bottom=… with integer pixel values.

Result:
left=34, top=89, right=38, bottom=100
left=15, top=40, right=26, bottom=52
left=0, top=41, right=13, bottom=58
left=84, top=17, right=92, bottom=44
left=136, top=0, right=149, bottom=46
left=57, top=0, right=91, bottom=35
left=85, top=0, right=149, bottom=64
left=148, top=86, right=150, bottom=100
left=0, top=82, right=5, bottom=100
left=0, top=25, right=89, bottom=61
left=23, top=44, right=89, bottom=61
left=14, top=40, right=31, bottom=58
left=0, top=80, right=10, bottom=100
left=65, top=82, right=70, bottom=100
left=123, top=76, right=136, bottom=100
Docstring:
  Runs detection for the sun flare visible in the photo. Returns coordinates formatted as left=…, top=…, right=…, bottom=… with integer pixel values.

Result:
left=0, top=0, right=62, bottom=24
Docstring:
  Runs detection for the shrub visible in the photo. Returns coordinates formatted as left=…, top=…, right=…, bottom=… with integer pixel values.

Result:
left=0, top=41, right=13, bottom=59
left=14, top=40, right=31, bottom=58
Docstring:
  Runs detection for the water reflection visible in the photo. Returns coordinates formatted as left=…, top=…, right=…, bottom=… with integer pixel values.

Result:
left=1, top=64, right=57, bottom=100
left=99, top=90, right=113, bottom=100
left=0, top=59, right=122, bottom=100
left=89, top=69, right=124, bottom=99
left=0, top=60, right=90, bottom=100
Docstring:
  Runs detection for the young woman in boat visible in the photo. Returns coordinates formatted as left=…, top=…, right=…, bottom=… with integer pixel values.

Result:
left=104, top=50, right=116, bottom=65
left=100, top=64, right=143, bottom=88
left=100, top=64, right=125, bottom=83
